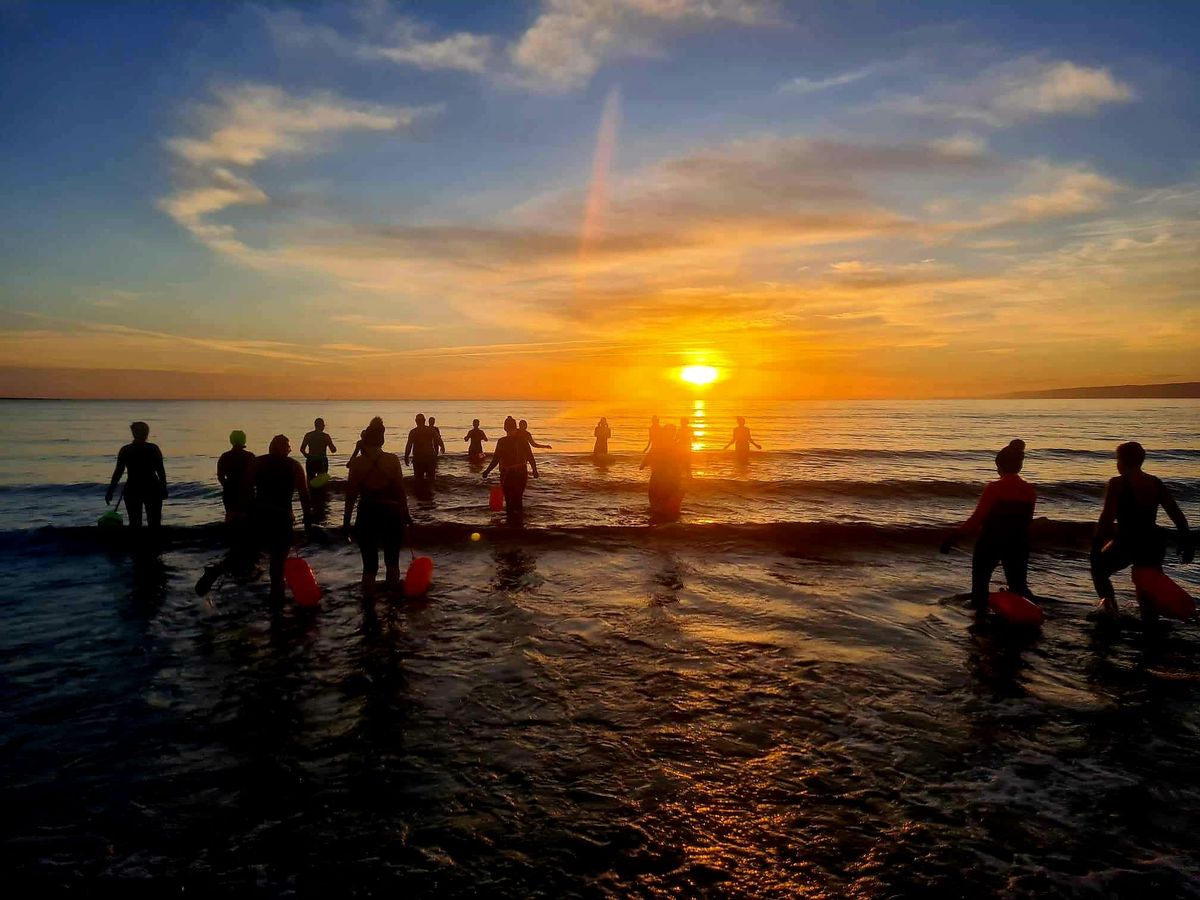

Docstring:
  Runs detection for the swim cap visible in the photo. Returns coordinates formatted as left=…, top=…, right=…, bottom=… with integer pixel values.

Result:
left=229, top=430, right=247, bottom=447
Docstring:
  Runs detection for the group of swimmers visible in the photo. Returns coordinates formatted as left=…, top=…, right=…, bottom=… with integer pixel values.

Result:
left=105, top=418, right=1193, bottom=617
left=940, top=438, right=1194, bottom=620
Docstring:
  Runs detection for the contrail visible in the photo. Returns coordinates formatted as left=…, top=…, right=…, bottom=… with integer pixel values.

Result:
left=577, top=86, right=621, bottom=293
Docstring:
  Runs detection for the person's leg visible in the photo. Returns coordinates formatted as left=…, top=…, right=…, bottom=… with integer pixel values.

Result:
left=268, top=542, right=287, bottom=603
left=1000, top=541, right=1031, bottom=598
left=383, top=529, right=402, bottom=588
left=145, top=494, right=162, bottom=530
left=305, top=457, right=318, bottom=482
left=358, top=527, right=380, bottom=595
left=971, top=541, right=999, bottom=610
left=1090, top=540, right=1130, bottom=614
left=125, top=491, right=144, bottom=528
left=504, top=471, right=526, bottom=512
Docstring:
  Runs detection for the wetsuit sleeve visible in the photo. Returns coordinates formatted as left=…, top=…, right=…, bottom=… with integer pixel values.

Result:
left=155, top=446, right=167, bottom=496
left=326, top=434, right=337, bottom=454
left=1158, top=478, right=1191, bottom=534
left=343, top=461, right=358, bottom=528
left=1095, top=477, right=1119, bottom=541
left=107, top=447, right=127, bottom=499
left=482, top=440, right=501, bottom=476
left=293, top=461, right=312, bottom=525
left=962, top=482, right=998, bottom=533
left=404, top=430, right=414, bottom=462
left=525, top=441, right=538, bottom=476
left=217, top=453, right=228, bottom=487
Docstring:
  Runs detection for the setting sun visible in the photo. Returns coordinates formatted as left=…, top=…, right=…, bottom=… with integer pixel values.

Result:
left=680, top=365, right=719, bottom=386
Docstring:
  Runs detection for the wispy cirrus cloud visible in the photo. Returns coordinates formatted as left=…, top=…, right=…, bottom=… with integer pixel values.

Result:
left=779, top=65, right=876, bottom=95
left=160, top=84, right=432, bottom=255
left=880, top=58, right=1134, bottom=126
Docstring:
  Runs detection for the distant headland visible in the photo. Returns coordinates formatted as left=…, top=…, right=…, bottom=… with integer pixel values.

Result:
left=1004, top=382, right=1200, bottom=399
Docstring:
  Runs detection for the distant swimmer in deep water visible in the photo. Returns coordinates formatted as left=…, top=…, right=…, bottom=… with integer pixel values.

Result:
left=518, top=419, right=551, bottom=449
left=641, top=423, right=684, bottom=518
left=483, top=416, right=538, bottom=515
left=106, top=421, right=168, bottom=532
left=1091, top=441, right=1193, bottom=617
left=344, top=418, right=413, bottom=596
left=404, top=414, right=439, bottom=489
left=428, top=416, right=446, bottom=455
left=347, top=416, right=383, bottom=468
left=941, top=440, right=1036, bottom=610
left=593, top=417, right=611, bottom=457
left=251, top=434, right=312, bottom=603
left=643, top=415, right=662, bottom=454
left=723, top=416, right=761, bottom=460
left=464, top=419, right=489, bottom=462
left=300, top=418, right=337, bottom=483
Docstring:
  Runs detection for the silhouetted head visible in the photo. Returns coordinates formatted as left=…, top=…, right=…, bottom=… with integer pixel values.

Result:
left=651, top=415, right=659, bottom=425
left=415, top=414, right=426, bottom=425
left=599, top=417, right=608, bottom=425
left=1116, top=441, right=1146, bottom=474
left=361, top=420, right=386, bottom=449
left=369, top=416, right=383, bottom=428
left=229, top=430, right=246, bottom=448
left=268, top=434, right=290, bottom=457
left=429, top=417, right=437, bottom=427
left=1008, top=439, right=1026, bottom=454
left=472, top=418, right=480, bottom=427
left=736, top=416, right=746, bottom=426
left=995, top=444, right=1023, bottom=475
left=314, top=418, right=325, bottom=430
left=130, top=421, right=149, bottom=441
left=518, top=419, right=529, bottom=431
left=504, top=416, right=517, bottom=434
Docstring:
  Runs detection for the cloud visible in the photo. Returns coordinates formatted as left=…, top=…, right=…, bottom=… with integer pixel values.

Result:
left=160, top=84, right=429, bottom=254
left=882, top=58, right=1134, bottom=126
left=780, top=66, right=875, bottom=95
left=363, top=31, right=492, bottom=72
left=508, top=0, right=776, bottom=91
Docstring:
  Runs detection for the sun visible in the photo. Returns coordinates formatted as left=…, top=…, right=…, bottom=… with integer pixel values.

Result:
left=680, top=365, right=718, bottom=386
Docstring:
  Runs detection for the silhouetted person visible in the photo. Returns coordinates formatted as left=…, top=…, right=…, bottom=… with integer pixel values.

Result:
left=217, top=430, right=255, bottom=520
left=464, top=419, right=489, bottom=462
left=518, top=419, right=551, bottom=449
left=1091, top=441, right=1194, bottom=616
left=252, top=434, right=311, bottom=603
left=301, top=417, right=337, bottom=482
left=593, top=417, right=611, bottom=457
left=641, top=423, right=684, bottom=517
left=941, top=441, right=1036, bottom=609
left=428, top=416, right=446, bottom=455
left=106, top=421, right=167, bottom=532
left=643, top=415, right=662, bottom=454
left=347, top=416, right=383, bottom=467
left=345, top=419, right=413, bottom=596
left=404, top=414, right=438, bottom=488
left=723, top=416, right=761, bottom=460
left=483, top=416, right=538, bottom=514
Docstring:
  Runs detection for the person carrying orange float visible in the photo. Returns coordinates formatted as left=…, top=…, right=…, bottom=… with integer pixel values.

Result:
left=482, top=416, right=538, bottom=516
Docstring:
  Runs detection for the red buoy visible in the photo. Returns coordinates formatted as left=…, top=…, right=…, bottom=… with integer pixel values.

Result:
left=489, top=484, right=504, bottom=511
left=1132, top=567, right=1196, bottom=619
left=988, top=591, right=1045, bottom=627
left=284, top=556, right=321, bottom=607
left=404, top=555, right=434, bottom=599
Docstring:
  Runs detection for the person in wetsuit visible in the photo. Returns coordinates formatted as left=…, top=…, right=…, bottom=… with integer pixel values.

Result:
left=1091, top=441, right=1194, bottom=616
left=404, top=414, right=438, bottom=488
left=643, top=415, right=662, bottom=454
left=106, top=421, right=168, bottom=532
left=641, top=423, right=685, bottom=517
left=593, top=417, right=611, bottom=457
left=723, top=416, right=761, bottom=460
left=464, top=419, right=489, bottom=462
left=941, top=441, right=1036, bottom=609
left=217, top=430, right=255, bottom=521
left=300, top=418, right=337, bottom=483
left=344, top=419, right=413, bottom=596
left=517, top=419, right=551, bottom=449
left=428, top=417, right=447, bottom=456
left=251, top=434, right=312, bottom=602
left=347, top=416, right=383, bottom=468
left=483, top=416, right=538, bottom=514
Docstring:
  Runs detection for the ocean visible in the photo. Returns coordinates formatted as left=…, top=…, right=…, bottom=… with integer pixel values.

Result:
left=2, top=398, right=1199, bottom=895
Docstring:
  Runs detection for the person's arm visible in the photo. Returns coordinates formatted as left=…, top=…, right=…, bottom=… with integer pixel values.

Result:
left=481, top=431, right=489, bottom=443
left=299, top=434, right=311, bottom=458
left=750, top=431, right=762, bottom=450
left=526, top=442, right=538, bottom=478
left=404, top=431, right=414, bottom=465
left=464, top=432, right=471, bottom=443
left=326, top=435, right=337, bottom=455
left=941, top=483, right=995, bottom=552
left=482, top=440, right=500, bottom=477
left=644, top=438, right=653, bottom=453
left=392, top=462, right=414, bottom=525
left=1094, top=477, right=1120, bottom=544
left=722, top=434, right=734, bottom=450
left=106, top=448, right=126, bottom=504
left=529, top=435, right=552, bottom=449
left=156, top=446, right=168, bottom=498
left=217, top=454, right=228, bottom=488
left=293, top=461, right=312, bottom=530
left=343, top=463, right=359, bottom=534
left=1159, top=480, right=1194, bottom=562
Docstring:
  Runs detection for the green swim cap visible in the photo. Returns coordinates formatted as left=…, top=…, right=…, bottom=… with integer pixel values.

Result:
left=229, top=430, right=247, bottom=446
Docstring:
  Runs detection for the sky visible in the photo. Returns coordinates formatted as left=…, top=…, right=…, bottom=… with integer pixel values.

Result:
left=1, top=0, right=1198, bottom=400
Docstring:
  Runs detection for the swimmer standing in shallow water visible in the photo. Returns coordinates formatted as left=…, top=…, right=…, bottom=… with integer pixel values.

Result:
left=483, top=416, right=538, bottom=515
left=106, top=421, right=168, bottom=533
left=464, top=419, right=489, bottom=463
left=1090, top=441, right=1193, bottom=618
left=941, top=440, right=1037, bottom=610
left=723, top=416, right=761, bottom=461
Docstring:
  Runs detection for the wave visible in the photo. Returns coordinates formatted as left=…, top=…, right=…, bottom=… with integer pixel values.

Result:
left=5, top=518, right=1176, bottom=557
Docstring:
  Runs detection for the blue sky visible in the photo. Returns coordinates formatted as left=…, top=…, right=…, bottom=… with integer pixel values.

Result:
left=1, top=0, right=1198, bottom=398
